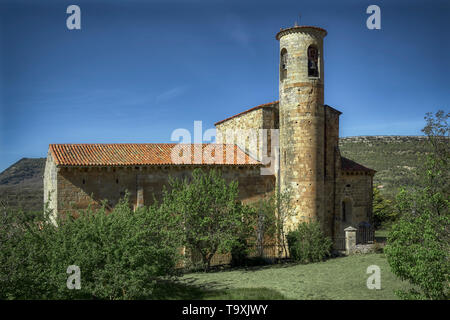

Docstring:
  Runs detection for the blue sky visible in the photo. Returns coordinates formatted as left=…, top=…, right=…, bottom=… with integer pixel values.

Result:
left=0, top=0, right=448, bottom=172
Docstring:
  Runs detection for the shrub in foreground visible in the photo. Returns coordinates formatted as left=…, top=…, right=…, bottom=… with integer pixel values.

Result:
left=0, top=197, right=182, bottom=299
left=384, top=189, right=449, bottom=300
left=286, top=221, right=332, bottom=264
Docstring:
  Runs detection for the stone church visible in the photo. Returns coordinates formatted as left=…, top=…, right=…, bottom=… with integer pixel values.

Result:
left=44, top=25, right=375, bottom=241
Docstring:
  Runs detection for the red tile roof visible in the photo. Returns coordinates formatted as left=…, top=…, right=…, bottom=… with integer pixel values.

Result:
left=214, top=101, right=278, bottom=126
left=49, top=143, right=261, bottom=167
left=341, top=157, right=376, bottom=173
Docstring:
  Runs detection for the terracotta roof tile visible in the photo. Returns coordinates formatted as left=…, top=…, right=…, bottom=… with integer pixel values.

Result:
left=49, top=143, right=260, bottom=167
left=341, top=157, right=376, bottom=173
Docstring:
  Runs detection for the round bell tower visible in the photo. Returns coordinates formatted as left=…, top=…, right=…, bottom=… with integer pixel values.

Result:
left=276, top=25, right=327, bottom=229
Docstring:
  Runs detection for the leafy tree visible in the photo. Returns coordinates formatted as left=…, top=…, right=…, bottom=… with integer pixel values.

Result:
left=252, top=195, right=277, bottom=257
left=274, top=187, right=296, bottom=259
left=372, top=187, right=395, bottom=229
left=384, top=110, right=449, bottom=300
left=252, top=187, right=295, bottom=259
left=420, top=110, right=449, bottom=198
left=160, top=168, right=255, bottom=271
left=230, top=203, right=260, bottom=267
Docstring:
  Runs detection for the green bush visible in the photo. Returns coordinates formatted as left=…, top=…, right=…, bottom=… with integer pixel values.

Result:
left=286, top=221, right=332, bottom=263
left=230, top=237, right=250, bottom=267
left=372, top=187, right=397, bottom=229
left=230, top=239, right=272, bottom=268
left=384, top=189, right=449, bottom=300
left=0, top=197, right=183, bottom=299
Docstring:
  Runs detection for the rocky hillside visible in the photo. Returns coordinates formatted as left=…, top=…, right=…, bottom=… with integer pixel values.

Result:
left=339, top=136, right=430, bottom=198
left=0, top=136, right=431, bottom=212
left=0, top=158, right=46, bottom=212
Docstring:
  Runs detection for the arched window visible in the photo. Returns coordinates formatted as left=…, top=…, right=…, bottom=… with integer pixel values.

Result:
left=280, top=48, right=288, bottom=81
left=307, top=45, right=319, bottom=77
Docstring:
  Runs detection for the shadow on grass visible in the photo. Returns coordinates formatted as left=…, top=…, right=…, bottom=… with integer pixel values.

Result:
left=152, top=279, right=287, bottom=300
left=216, top=256, right=344, bottom=274
left=185, top=258, right=303, bottom=275
left=151, top=279, right=206, bottom=299
left=204, top=287, right=287, bottom=300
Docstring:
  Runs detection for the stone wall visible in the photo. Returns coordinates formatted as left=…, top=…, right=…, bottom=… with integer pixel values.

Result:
left=335, top=171, right=373, bottom=237
left=54, top=164, right=275, bottom=217
left=262, top=106, right=279, bottom=161
left=215, top=103, right=278, bottom=162
left=50, top=163, right=275, bottom=267
left=323, top=107, right=341, bottom=237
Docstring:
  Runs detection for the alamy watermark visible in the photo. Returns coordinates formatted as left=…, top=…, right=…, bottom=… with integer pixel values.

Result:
left=66, top=265, right=81, bottom=290
left=65, top=5, right=380, bottom=31
left=66, top=5, right=81, bottom=30
left=366, top=265, right=381, bottom=290
left=366, top=5, right=381, bottom=30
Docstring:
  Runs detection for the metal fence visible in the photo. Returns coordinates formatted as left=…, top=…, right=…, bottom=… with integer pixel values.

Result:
left=189, top=234, right=362, bottom=267
left=332, top=237, right=346, bottom=251
left=204, top=244, right=287, bottom=267
left=357, top=224, right=375, bottom=244
left=248, top=244, right=287, bottom=260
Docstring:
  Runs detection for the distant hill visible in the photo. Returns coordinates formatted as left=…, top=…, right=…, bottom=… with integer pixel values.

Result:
left=0, top=158, right=46, bottom=212
left=0, top=136, right=431, bottom=212
left=339, top=136, right=430, bottom=199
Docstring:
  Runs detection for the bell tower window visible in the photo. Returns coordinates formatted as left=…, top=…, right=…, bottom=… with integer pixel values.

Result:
left=280, top=48, right=288, bottom=81
left=307, top=45, right=319, bottom=78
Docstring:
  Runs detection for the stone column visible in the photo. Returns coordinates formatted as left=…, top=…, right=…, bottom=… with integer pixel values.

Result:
left=344, top=226, right=357, bottom=255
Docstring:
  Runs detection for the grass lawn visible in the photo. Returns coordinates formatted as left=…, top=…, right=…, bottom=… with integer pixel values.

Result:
left=172, top=253, right=412, bottom=300
left=375, top=229, right=390, bottom=239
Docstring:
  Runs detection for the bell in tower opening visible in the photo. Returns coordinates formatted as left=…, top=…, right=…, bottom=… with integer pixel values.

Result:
left=308, top=45, right=319, bottom=77
left=280, top=48, right=288, bottom=81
